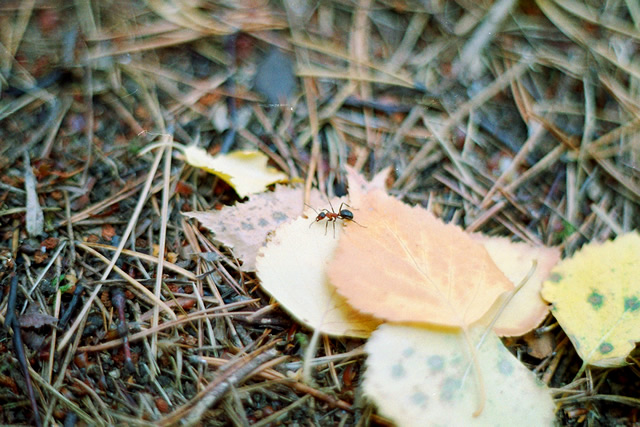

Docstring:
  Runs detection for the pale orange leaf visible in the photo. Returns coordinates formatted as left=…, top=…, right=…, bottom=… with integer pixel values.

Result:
left=327, top=190, right=513, bottom=328
left=344, top=165, right=391, bottom=205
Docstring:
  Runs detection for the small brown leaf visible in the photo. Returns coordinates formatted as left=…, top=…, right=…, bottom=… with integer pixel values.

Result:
left=40, top=237, right=59, bottom=250
left=20, top=310, right=58, bottom=328
left=102, top=224, right=116, bottom=241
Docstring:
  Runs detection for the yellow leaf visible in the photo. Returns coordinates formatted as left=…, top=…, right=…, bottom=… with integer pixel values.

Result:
left=364, top=324, right=556, bottom=426
left=327, top=190, right=513, bottom=328
left=472, top=235, right=561, bottom=337
left=541, top=231, right=640, bottom=368
left=255, top=211, right=381, bottom=337
left=184, top=146, right=288, bottom=198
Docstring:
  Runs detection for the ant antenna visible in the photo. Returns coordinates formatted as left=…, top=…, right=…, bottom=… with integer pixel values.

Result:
left=304, top=203, right=318, bottom=214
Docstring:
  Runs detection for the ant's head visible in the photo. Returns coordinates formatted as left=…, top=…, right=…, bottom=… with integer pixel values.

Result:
left=316, top=211, right=327, bottom=220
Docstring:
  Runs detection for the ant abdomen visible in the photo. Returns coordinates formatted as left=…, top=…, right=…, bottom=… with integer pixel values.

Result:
left=339, top=209, right=354, bottom=221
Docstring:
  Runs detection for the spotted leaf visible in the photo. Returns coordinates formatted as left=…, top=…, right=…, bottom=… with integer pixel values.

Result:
left=364, top=324, right=555, bottom=425
left=541, top=232, right=640, bottom=367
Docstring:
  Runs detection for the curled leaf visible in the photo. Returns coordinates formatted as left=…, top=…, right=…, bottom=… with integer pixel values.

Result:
left=20, top=310, right=58, bottom=329
left=184, top=146, right=288, bottom=198
left=472, top=235, right=561, bottom=337
left=24, top=154, right=44, bottom=237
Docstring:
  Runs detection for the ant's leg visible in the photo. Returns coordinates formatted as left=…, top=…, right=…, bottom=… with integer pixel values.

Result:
left=324, top=220, right=329, bottom=235
left=332, top=219, right=336, bottom=238
left=328, top=199, right=336, bottom=215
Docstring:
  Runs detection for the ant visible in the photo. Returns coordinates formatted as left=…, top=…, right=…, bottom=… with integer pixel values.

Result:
left=306, top=201, right=365, bottom=237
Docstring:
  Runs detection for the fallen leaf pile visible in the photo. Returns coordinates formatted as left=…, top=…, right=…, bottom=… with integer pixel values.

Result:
left=323, top=187, right=557, bottom=423
left=541, top=232, right=640, bottom=369
left=185, top=167, right=566, bottom=424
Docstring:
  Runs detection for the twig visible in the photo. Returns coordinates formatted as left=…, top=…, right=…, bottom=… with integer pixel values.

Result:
left=57, top=283, right=85, bottom=330
left=5, top=269, right=42, bottom=427
left=195, top=354, right=355, bottom=412
left=111, top=287, right=135, bottom=373
left=182, top=348, right=279, bottom=426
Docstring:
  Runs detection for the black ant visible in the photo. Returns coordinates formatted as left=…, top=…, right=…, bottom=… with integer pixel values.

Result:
left=306, top=201, right=365, bottom=237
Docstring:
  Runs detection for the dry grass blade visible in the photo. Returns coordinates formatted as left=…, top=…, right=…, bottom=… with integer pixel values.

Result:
left=58, top=175, right=148, bottom=226
left=58, top=142, right=170, bottom=351
left=80, top=242, right=197, bottom=280
left=454, top=0, right=518, bottom=77
left=74, top=242, right=176, bottom=318
left=76, top=303, right=255, bottom=353
left=289, top=37, right=415, bottom=87
left=28, top=367, right=94, bottom=425
left=151, top=142, right=173, bottom=366
left=536, top=0, right=640, bottom=79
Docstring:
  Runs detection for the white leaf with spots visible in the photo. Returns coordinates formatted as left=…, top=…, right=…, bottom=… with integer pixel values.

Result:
left=364, top=324, right=555, bottom=426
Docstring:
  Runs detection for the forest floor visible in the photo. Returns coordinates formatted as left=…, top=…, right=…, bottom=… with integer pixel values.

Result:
left=1, top=0, right=639, bottom=426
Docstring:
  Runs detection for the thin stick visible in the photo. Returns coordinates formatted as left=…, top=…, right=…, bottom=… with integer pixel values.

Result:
left=6, top=271, right=42, bottom=427
left=180, top=348, right=279, bottom=427
left=80, top=241, right=197, bottom=280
